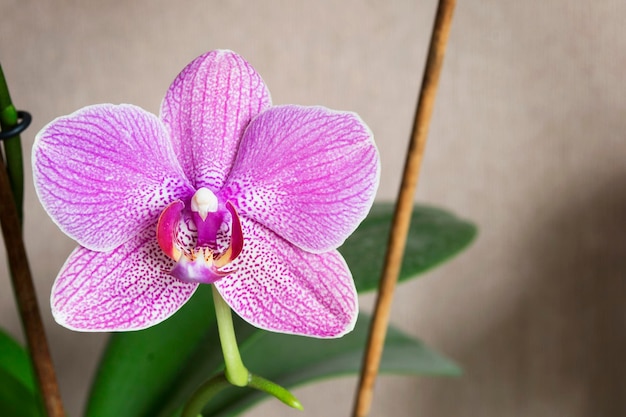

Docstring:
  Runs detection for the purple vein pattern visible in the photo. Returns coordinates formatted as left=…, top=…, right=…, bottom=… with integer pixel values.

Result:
left=33, top=50, right=380, bottom=337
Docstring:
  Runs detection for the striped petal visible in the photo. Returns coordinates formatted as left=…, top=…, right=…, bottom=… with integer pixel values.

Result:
left=160, top=50, right=271, bottom=190
left=220, top=105, right=380, bottom=253
left=33, top=104, right=194, bottom=252
left=215, top=217, right=358, bottom=338
left=51, top=227, right=197, bottom=331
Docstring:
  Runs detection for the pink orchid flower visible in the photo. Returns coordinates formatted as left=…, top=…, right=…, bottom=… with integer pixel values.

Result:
left=33, top=50, right=379, bottom=338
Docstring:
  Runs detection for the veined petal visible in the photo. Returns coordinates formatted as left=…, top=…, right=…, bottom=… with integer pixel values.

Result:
left=51, top=227, right=198, bottom=331
left=221, top=105, right=380, bottom=253
left=215, top=217, right=358, bottom=338
left=160, top=50, right=271, bottom=190
left=33, top=104, right=194, bottom=251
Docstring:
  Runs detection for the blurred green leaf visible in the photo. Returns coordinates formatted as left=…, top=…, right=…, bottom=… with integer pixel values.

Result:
left=0, top=329, right=36, bottom=392
left=195, top=313, right=459, bottom=417
left=341, top=203, right=476, bottom=293
left=85, top=285, right=218, bottom=417
left=86, top=202, right=474, bottom=417
left=87, top=288, right=459, bottom=417
left=0, top=368, right=42, bottom=417
left=0, top=329, right=42, bottom=417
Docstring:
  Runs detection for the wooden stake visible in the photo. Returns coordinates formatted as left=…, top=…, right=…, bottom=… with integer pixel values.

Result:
left=0, top=158, right=66, bottom=417
left=351, top=1, right=456, bottom=415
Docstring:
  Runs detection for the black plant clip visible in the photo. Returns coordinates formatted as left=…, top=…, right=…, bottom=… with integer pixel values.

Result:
left=0, top=110, right=31, bottom=140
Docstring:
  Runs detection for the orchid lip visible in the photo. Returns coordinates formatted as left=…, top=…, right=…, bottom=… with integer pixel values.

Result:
left=170, top=248, right=234, bottom=284
left=156, top=195, right=244, bottom=284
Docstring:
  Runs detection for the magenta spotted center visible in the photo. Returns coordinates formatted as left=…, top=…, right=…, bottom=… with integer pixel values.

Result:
left=156, top=188, right=244, bottom=284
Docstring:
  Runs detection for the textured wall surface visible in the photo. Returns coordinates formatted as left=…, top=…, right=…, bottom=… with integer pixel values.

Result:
left=1, top=1, right=625, bottom=416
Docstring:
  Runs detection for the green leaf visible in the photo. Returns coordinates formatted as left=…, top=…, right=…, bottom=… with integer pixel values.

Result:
left=85, top=285, right=218, bottom=417
left=86, top=285, right=254, bottom=417
left=86, top=203, right=473, bottom=417
left=196, top=313, right=459, bottom=417
left=0, top=329, right=42, bottom=417
left=86, top=285, right=458, bottom=417
left=0, top=368, right=42, bottom=417
left=0, top=329, right=36, bottom=393
left=341, top=203, right=476, bottom=293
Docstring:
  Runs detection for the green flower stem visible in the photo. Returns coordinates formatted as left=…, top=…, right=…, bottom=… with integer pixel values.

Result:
left=204, top=287, right=304, bottom=412
left=181, top=373, right=231, bottom=417
left=211, top=286, right=249, bottom=387
left=248, top=373, right=304, bottom=410
left=0, top=63, right=24, bottom=225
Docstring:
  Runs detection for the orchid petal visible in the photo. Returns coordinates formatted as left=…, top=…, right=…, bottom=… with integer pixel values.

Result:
left=33, top=104, right=194, bottom=252
left=160, top=50, right=271, bottom=190
left=221, top=105, right=380, bottom=253
left=215, top=217, right=358, bottom=338
left=51, top=227, right=197, bottom=331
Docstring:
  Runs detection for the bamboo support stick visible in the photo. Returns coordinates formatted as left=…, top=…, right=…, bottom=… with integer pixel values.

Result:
left=351, top=1, right=457, bottom=415
left=0, top=161, right=66, bottom=417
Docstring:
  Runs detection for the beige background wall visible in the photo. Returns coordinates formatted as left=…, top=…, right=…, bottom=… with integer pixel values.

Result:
left=1, top=1, right=625, bottom=416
